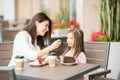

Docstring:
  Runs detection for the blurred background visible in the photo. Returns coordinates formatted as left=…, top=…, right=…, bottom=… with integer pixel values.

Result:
left=0, top=0, right=120, bottom=79
left=0, top=0, right=100, bottom=41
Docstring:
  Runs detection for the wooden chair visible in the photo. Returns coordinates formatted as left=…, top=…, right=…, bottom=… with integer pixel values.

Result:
left=89, top=70, right=120, bottom=80
left=2, top=30, right=19, bottom=42
left=0, top=20, right=9, bottom=28
left=89, top=70, right=115, bottom=80
left=84, top=42, right=110, bottom=70
left=84, top=42, right=110, bottom=80
left=0, top=66, right=16, bottom=80
left=0, top=42, right=13, bottom=66
left=117, top=71, right=120, bottom=80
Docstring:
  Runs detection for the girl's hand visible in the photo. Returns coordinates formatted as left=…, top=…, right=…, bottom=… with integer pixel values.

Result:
left=50, top=39, right=61, bottom=50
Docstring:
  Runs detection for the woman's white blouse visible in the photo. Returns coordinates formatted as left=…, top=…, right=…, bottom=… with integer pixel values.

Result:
left=8, top=31, right=40, bottom=67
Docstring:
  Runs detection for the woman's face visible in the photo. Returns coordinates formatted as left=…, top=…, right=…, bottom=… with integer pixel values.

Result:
left=36, top=20, right=49, bottom=36
left=67, top=32, right=74, bottom=48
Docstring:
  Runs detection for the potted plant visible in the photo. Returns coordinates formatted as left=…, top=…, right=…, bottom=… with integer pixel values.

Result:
left=90, top=31, right=109, bottom=42
left=89, top=0, right=119, bottom=79
left=98, top=0, right=120, bottom=79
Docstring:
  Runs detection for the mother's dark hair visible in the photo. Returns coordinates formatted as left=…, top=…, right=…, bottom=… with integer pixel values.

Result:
left=23, top=12, right=52, bottom=49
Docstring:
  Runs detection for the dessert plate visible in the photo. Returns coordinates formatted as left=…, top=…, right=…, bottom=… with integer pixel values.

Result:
left=29, top=60, right=46, bottom=67
left=61, top=62, right=77, bottom=66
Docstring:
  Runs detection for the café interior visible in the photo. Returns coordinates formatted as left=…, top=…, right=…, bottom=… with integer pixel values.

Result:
left=0, top=0, right=120, bottom=80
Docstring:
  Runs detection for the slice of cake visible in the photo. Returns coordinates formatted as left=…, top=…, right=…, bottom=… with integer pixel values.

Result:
left=63, top=56, right=75, bottom=63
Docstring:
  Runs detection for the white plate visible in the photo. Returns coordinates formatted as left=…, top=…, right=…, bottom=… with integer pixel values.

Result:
left=29, top=61, right=46, bottom=67
left=61, top=62, right=77, bottom=66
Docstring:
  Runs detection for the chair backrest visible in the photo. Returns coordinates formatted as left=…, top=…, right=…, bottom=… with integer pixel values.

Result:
left=0, top=42, right=13, bottom=66
left=117, top=71, right=120, bottom=80
left=89, top=70, right=115, bottom=80
left=0, top=66, right=16, bottom=80
left=84, top=42, right=110, bottom=70
left=0, top=20, right=9, bottom=28
left=2, top=30, right=19, bottom=42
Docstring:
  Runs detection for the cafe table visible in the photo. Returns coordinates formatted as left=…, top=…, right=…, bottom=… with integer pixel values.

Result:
left=15, top=62, right=100, bottom=80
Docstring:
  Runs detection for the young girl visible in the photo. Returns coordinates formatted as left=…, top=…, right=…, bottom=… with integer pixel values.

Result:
left=61, top=28, right=87, bottom=80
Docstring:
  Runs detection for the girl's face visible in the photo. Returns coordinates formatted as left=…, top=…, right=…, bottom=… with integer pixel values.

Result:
left=67, top=32, right=74, bottom=48
left=36, top=20, right=49, bottom=36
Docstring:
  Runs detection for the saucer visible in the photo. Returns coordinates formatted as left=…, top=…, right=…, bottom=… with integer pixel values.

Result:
left=29, top=60, right=46, bottom=67
left=61, top=62, right=77, bottom=66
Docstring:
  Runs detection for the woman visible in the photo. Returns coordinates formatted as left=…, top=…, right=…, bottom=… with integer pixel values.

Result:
left=8, top=12, right=61, bottom=67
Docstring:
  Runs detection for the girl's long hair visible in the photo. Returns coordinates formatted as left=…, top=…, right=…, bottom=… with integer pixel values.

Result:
left=62, top=28, right=86, bottom=58
left=23, top=12, right=52, bottom=49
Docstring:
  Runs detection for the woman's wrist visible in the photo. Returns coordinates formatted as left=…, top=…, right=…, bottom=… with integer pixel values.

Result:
left=37, top=45, right=54, bottom=58
left=42, top=45, right=53, bottom=55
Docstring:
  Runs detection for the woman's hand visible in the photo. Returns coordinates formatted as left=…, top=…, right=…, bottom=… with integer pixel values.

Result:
left=50, top=39, right=61, bottom=50
left=44, top=56, right=49, bottom=64
left=37, top=39, right=61, bottom=58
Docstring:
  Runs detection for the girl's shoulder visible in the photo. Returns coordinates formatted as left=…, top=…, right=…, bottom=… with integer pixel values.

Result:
left=78, top=52, right=86, bottom=57
left=80, top=52, right=85, bottom=55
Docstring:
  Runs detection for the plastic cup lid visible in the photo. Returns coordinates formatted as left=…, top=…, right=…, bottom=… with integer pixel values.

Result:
left=15, top=55, right=24, bottom=59
left=49, top=52, right=56, bottom=56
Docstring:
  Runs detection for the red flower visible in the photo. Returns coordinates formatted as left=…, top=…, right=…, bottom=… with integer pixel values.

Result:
left=90, top=31, right=109, bottom=42
left=52, top=19, right=80, bottom=29
left=66, top=23, right=72, bottom=28
left=96, top=31, right=103, bottom=35
left=67, top=19, right=80, bottom=29
left=104, top=34, right=108, bottom=37
left=70, top=19, right=76, bottom=24
left=52, top=20, right=55, bottom=24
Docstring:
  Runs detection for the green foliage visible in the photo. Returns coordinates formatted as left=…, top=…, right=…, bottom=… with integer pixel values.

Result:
left=100, top=0, right=120, bottom=41
left=97, top=35, right=108, bottom=42
left=90, top=31, right=109, bottom=42
left=55, top=0, right=70, bottom=24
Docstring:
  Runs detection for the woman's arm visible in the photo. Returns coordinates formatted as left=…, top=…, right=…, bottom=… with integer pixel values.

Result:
left=14, top=31, right=61, bottom=61
left=37, top=39, right=61, bottom=58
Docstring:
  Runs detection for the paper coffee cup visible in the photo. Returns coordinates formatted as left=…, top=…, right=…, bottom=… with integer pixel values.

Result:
left=59, top=55, right=63, bottom=63
left=15, top=55, right=24, bottom=70
left=48, top=52, right=56, bottom=67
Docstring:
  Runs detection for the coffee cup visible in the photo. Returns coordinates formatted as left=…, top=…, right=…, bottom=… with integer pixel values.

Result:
left=59, top=55, right=63, bottom=63
left=48, top=52, right=57, bottom=67
left=15, top=55, right=24, bottom=70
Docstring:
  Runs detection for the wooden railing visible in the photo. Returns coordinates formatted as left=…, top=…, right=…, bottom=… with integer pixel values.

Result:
left=0, top=42, right=13, bottom=66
